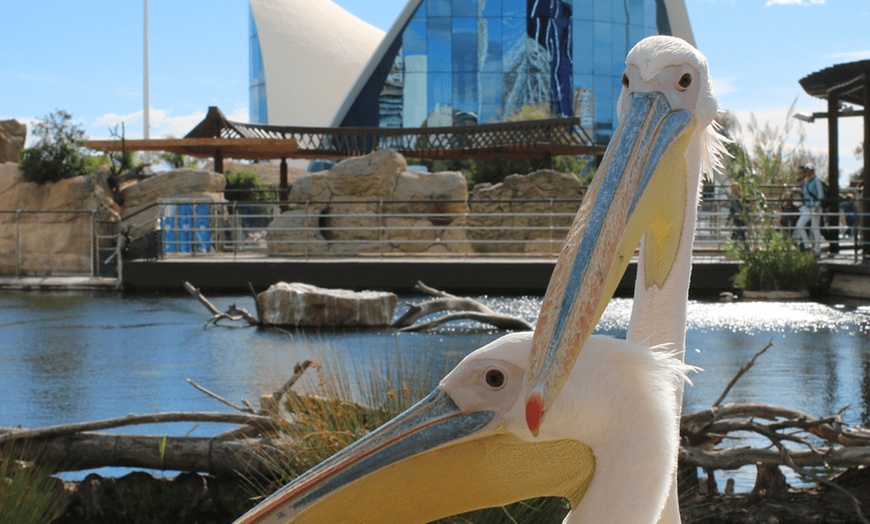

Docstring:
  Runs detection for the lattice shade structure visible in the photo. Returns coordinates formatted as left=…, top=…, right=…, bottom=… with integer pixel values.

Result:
left=86, top=106, right=603, bottom=167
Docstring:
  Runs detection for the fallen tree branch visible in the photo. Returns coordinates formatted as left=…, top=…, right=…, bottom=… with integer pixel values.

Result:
left=187, top=378, right=255, bottom=414
left=0, top=412, right=278, bottom=444
left=4, top=433, right=290, bottom=476
left=393, top=281, right=534, bottom=331
left=184, top=281, right=259, bottom=327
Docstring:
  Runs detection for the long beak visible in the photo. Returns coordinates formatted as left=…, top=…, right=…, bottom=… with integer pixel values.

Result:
left=235, top=387, right=595, bottom=524
left=525, top=91, right=695, bottom=435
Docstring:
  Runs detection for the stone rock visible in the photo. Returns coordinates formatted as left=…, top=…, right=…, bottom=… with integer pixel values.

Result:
left=0, top=119, right=26, bottom=163
left=0, top=163, right=118, bottom=275
left=121, top=168, right=225, bottom=212
left=119, top=168, right=227, bottom=239
left=256, top=282, right=397, bottom=327
left=327, top=149, right=405, bottom=197
left=468, top=169, right=584, bottom=253
left=273, top=150, right=470, bottom=256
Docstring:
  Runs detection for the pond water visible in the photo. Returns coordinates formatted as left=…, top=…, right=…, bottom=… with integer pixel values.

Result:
left=1, top=290, right=869, bottom=489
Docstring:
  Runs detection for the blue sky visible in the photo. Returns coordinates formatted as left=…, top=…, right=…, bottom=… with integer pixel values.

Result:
left=0, top=0, right=867, bottom=176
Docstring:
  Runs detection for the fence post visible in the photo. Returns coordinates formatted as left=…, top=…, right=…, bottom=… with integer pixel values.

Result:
left=15, top=210, right=21, bottom=276
left=91, top=210, right=97, bottom=276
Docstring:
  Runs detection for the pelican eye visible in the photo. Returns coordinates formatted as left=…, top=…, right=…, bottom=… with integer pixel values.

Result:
left=621, top=73, right=629, bottom=88
left=678, top=73, right=692, bottom=89
left=484, top=368, right=506, bottom=390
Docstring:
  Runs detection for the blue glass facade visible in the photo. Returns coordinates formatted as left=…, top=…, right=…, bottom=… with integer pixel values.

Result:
left=249, top=10, right=268, bottom=124
left=349, top=0, right=667, bottom=145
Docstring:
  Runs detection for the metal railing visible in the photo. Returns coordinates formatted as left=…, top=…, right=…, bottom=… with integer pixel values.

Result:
left=3, top=188, right=863, bottom=279
left=119, top=195, right=865, bottom=262
left=0, top=209, right=121, bottom=277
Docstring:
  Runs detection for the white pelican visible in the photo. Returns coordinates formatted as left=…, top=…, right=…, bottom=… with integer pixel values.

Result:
left=234, top=35, right=723, bottom=524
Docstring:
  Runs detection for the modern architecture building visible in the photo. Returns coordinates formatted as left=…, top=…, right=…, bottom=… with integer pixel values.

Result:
left=250, top=0, right=694, bottom=146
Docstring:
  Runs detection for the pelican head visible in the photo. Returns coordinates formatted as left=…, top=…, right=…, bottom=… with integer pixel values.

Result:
left=524, top=35, right=722, bottom=434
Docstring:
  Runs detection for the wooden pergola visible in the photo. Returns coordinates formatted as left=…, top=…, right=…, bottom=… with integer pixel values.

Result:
left=799, top=60, right=869, bottom=260
left=86, top=106, right=602, bottom=210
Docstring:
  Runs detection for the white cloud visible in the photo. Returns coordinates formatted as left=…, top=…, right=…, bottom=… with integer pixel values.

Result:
left=765, top=0, right=825, bottom=5
left=712, top=77, right=738, bottom=97
left=91, top=106, right=249, bottom=139
left=824, top=50, right=870, bottom=62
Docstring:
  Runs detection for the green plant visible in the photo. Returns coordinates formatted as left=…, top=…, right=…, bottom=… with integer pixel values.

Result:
left=19, top=109, right=92, bottom=184
left=0, top=445, right=64, bottom=523
left=224, top=170, right=272, bottom=202
left=719, top=105, right=822, bottom=291
left=727, top=232, right=819, bottom=291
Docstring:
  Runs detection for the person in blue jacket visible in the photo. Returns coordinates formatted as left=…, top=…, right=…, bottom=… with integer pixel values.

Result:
left=793, top=163, right=825, bottom=255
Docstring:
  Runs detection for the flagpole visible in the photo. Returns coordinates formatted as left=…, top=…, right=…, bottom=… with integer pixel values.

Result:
left=143, top=0, right=151, bottom=166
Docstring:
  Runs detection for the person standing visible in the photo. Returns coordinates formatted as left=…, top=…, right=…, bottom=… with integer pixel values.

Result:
left=794, top=163, right=825, bottom=255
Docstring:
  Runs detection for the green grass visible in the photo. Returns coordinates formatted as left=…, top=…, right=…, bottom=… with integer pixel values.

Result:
left=0, top=444, right=64, bottom=524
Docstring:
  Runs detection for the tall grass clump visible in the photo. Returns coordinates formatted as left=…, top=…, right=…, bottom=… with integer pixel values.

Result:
left=0, top=444, right=64, bottom=523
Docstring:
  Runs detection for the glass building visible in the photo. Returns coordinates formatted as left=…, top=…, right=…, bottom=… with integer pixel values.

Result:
left=250, top=0, right=693, bottom=146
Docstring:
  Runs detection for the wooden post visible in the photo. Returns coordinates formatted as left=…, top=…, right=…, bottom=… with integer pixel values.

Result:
left=827, top=96, right=840, bottom=254
left=864, top=79, right=870, bottom=262
left=280, top=157, right=288, bottom=212
left=214, top=148, right=224, bottom=174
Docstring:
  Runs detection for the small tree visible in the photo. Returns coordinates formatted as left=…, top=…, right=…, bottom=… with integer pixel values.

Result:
left=19, top=110, right=91, bottom=184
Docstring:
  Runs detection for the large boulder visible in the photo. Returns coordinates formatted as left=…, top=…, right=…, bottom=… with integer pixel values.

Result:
left=256, top=282, right=397, bottom=327
left=0, top=163, right=118, bottom=275
left=468, top=170, right=584, bottom=253
left=269, top=150, right=470, bottom=256
left=0, top=119, right=26, bottom=164
left=119, top=168, right=226, bottom=240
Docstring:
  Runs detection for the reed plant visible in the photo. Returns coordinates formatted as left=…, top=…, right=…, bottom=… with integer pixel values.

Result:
left=719, top=106, right=822, bottom=292
left=0, top=444, right=64, bottom=524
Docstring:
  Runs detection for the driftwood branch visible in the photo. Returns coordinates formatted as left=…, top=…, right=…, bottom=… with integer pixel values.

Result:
left=393, top=281, right=534, bottom=332
left=187, top=378, right=255, bottom=414
left=184, top=281, right=259, bottom=327
left=4, top=433, right=288, bottom=476
left=712, top=339, right=773, bottom=408
left=0, top=412, right=278, bottom=444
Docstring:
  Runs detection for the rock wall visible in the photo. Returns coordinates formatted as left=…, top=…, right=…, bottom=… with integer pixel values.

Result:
left=268, top=150, right=469, bottom=256
left=468, top=170, right=585, bottom=254
left=266, top=152, right=585, bottom=257
left=0, top=119, right=26, bottom=163
left=0, top=163, right=118, bottom=275
left=0, top=164, right=228, bottom=275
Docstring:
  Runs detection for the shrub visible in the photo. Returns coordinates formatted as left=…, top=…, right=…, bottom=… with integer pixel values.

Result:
left=224, top=170, right=272, bottom=202
left=727, top=232, right=819, bottom=291
left=19, top=110, right=91, bottom=184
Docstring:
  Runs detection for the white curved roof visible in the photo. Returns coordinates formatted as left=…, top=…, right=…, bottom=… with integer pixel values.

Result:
left=250, top=0, right=385, bottom=127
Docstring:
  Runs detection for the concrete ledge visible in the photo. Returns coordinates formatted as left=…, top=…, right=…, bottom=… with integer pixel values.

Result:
left=0, top=276, right=119, bottom=291
left=122, top=257, right=741, bottom=296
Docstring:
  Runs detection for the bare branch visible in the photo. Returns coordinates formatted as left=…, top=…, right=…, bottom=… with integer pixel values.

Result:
left=187, top=378, right=254, bottom=413
left=712, top=339, right=773, bottom=408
